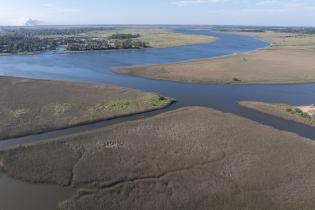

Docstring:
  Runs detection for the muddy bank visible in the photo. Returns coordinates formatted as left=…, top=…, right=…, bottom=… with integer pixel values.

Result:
left=1, top=107, right=315, bottom=209
left=0, top=76, right=173, bottom=140
left=115, top=32, right=315, bottom=85
left=240, top=101, right=315, bottom=128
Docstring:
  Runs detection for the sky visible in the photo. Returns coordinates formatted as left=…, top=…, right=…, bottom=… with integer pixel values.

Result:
left=0, top=0, right=315, bottom=26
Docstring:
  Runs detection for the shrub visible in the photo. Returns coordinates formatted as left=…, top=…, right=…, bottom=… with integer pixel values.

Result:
left=10, top=108, right=30, bottom=118
left=286, top=108, right=292, bottom=112
left=53, top=103, right=73, bottom=115
left=144, top=96, right=170, bottom=107
left=88, top=100, right=131, bottom=116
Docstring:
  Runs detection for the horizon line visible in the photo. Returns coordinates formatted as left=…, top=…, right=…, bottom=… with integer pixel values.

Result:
left=1, top=24, right=315, bottom=28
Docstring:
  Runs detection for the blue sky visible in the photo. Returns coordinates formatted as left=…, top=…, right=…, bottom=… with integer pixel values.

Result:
left=1, top=0, right=315, bottom=26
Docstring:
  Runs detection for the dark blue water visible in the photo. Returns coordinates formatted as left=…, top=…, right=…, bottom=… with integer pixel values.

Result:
left=0, top=30, right=268, bottom=84
left=1, top=28, right=315, bottom=148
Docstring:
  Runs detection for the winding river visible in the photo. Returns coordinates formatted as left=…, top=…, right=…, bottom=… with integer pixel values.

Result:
left=1, top=28, right=315, bottom=210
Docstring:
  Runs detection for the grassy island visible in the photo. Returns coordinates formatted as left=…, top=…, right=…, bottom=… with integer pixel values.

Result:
left=0, top=76, right=173, bottom=140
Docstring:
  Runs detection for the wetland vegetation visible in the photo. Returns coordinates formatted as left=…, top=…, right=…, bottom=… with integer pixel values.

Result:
left=2, top=107, right=315, bottom=209
left=0, top=77, right=173, bottom=140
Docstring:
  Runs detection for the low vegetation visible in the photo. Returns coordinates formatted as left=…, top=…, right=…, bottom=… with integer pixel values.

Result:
left=88, top=100, right=132, bottom=117
left=2, top=107, right=315, bottom=209
left=286, top=107, right=311, bottom=119
left=143, top=96, right=171, bottom=107
left=53, top=103, right=73, bottom=116
left=10, top=108, right=30, bottom=119
left=0, top=77, right=173, bottom=140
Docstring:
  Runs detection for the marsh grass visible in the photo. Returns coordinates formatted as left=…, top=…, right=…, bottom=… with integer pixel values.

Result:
left=88, top=100, right=132, bottom=116
left=10, top=108, right=30, bottom=119
left=143, top=96, right=171, bottom=107
left=53, top=103, right=73, bottom=116
left=286, top=107, right=311, bottom=119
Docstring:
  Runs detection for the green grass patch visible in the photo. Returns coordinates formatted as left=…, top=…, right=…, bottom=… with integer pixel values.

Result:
left=286, top=107, right=311, bottom=119
left=88, top=100, right=131, bottom=116
left=144, top=96, right=171, bottom=107
left=10, top=108, right=30, bottom=119
left=53, top=103, right=73, bottom=115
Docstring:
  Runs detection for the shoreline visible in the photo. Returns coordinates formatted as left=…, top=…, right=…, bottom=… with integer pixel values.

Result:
left=115, top=31, right=315, bottom=85
left=113, top=36, right=271, bottom=76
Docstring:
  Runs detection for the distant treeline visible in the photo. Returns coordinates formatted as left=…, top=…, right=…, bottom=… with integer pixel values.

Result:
left=2, top=27, right=115, bottom=36
left=272, top=28, right=315, bottom=35
left=240, top=29, right=265, bottom=33
left=66, top=39, right=148, bottom=51
left=108, top=33, right=140, bottom=40
left=216, top=26, right=315, bottom=35
left=0, top=27, right=150, bottom=54
left=0, top=35, right=58, bottom=54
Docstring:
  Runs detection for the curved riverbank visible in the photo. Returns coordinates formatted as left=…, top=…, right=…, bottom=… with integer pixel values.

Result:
left=115, top=31, right=315, bottom=85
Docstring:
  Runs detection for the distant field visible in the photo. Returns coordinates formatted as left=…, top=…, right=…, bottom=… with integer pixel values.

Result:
left=73, top=28, right=216, bottom=48
left=233, top=31, right=315, bottom=50
left=115, top=31, right=315, bottom=84
left=0, top=77, right=173, bottom=140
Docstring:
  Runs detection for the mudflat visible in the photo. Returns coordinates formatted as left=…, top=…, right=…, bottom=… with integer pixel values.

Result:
left=0, top=76, right=172, bottom=140
left=115, top=32, right=315, bottom=84
left=240, top=101, right=315, bottom=128
left=1, top=107, right=315, bottom=209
